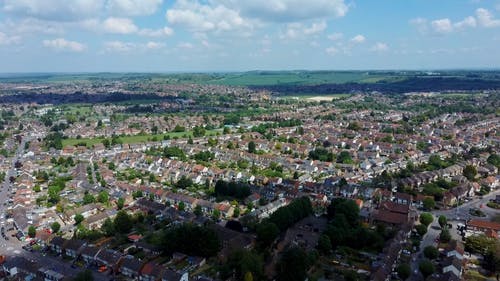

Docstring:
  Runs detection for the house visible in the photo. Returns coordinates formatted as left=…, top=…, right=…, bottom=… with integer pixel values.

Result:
left=64, top=239, right=86, bottom=259
left=393, top=192, right=412, bottom=205
left=50, top=236, right=68, bottom=255
left=2, top=257, right=39, bottom=278
left=80, top=244, right=100, bottom=266
left=162, top=269, right=189, bottom=281
left=95, top=248, right=122, bottom=273
left=466, top=219, right=500, bottom=234
left=139, top=262, right=164, bottom=281
left=442, top=257, right=463, bottom=278
left=38, top=267, right=65, bottom=281
left=120, top=255, right=144, bottom=280
left=371, top=201, right=411, bottom=226
left=445, top=240, right=465, bottom=260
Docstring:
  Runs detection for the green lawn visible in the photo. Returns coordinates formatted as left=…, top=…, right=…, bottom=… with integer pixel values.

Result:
left=62, top=129, right=221, bottom=147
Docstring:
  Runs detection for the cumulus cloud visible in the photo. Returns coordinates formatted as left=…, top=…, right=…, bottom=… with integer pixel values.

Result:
left=224, top=0, right=348, bottom=22
left=104, top=41, right=136, bottom=52
left=43, top=38, right=86, bottom=52
left=431, top=18, right=453, bottom=34
left=2, top=0, right=103, bottom=21
left=350, top=34, right=365, bottom=44
left=166, top=0, right=252, bottom=34
left=476, top=8, right=500, bottom=27
left=0, top=32, right=21, bottom=45
left=454, top=16, right=477, bottom=29
left=412, top=8, right=499, bottom=35
left=325, top=46, right=338, bottom=55
left=370, top=42, right=388, bottom=52
left=280, top=21, right=327, bottom=39
left=106, top=0, right=163, bottom=16
left=138, top=27, right=174, bottom=37
left=102, top=17, right=138, bottom=34
left=145, top=41, right=165, bottom=49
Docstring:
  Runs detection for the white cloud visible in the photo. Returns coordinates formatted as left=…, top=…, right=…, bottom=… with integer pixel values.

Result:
left=0, top=32, right=21, bottom=45
left=431, top=18, right=453, bottom=34
left=2, top=0, right=103, bottom=21
left=476, top=8, right=500, bottom=27
left=102, top=17, right=138, bottom=34
left=410, top=17, right=428, bottom=34
left=350, top=34, right=365, bottom=44
left=43, top=38, right=86, bottom=52
left=325, top=46, right=338, bottom=55
left=138, top=27, right=174, bottom=37
left=303, top=21, right=327, bottom=35
left=327, top=32, right=343, bottom=41
left=0, top=18, right=65, bottom=35
left=224, top=0, right=348, bottom=22
left=281, top=21, right=327, bottom=39
left=166, top=0, right=252, bottom=34
left=104, top=41, right=136, bottom=52
left=370, top=42, right=388, bottom=52
left=453, top=16, right=476, bottom=29
left=145, top=41, right=165, bottom=49
left=106, top=0, right=163, bottom=16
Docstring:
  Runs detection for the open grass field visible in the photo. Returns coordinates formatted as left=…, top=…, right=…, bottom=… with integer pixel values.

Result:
left=202, top=71, right=390, bottom=86
left=62, top=129, right=221, bottom=147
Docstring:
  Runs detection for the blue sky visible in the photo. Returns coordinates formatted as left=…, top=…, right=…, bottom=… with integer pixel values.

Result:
left=0, top=0, right=499, bottom=72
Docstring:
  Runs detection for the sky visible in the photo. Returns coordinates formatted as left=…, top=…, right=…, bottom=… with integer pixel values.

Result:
left=0, top=0, right=500, bottom=72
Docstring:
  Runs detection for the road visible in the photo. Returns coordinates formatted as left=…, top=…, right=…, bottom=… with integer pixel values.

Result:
left=0, top=134, right=109, bottom=281
left=408, top=189, right=500, bottom=280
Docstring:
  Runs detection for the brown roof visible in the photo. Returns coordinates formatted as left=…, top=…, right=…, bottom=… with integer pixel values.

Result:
left=467, top=219, right=500, bottom=232
left=373, top=210, right=408, bottom=225
left=379, top=201, right=409, bottom=214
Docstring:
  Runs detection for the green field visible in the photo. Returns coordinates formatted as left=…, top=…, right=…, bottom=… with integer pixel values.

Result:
left=62, top=129, right=221, bottom=147
left=201, top=71, right=389, bottom=86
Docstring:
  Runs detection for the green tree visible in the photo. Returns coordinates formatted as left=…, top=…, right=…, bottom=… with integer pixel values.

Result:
left=51, top=222, right=61, bottom=234
left=438, top=215, right=447, bottom=228
left=415, top=224, right=427, bottom=236
left=419, top=259, right=435, bottom=278
left=74, top=213, right=84, bottom=225
left=212, top=209, right=221, bottom=220
left=256, top=221, right=279, bottom=248
left=248, top=141, right=256, bottom=153
left=423, top=197, right=435, bottom=210
left=419, top=213, right=433, bottom=226
left=97, top=191, right=109, bottom=204
left=114, top=210, right=132, bottom=234
left=101, top=218, right=115, bottom=236
left=397, top=263, right=411, bottom=280
left=116, top=197, right=125, bottom=210
left=178, top=201, right=185, bottom=211
left=463, top=165, right=478, bottom=181
left=440, top=228, right=451, bottom=243
left=276, top=246, right=308, bottom=281
left=424, top=246, right=439, bottom=260
left=194, top=205, right=202, bottom=217
left=28, top=225, right=36, bottom=238
left=317, top=234, right=332, bottom=255
left=74, top=269, right=93, bottom=281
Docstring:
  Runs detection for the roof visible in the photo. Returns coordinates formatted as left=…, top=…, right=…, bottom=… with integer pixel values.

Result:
left=120, top=256, right=143, bottom=272
left=467, top=219, right=500, bottom=232
left=372, top=210, right=408, bottom=225
left=379, top=201, right=410, bottom=214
